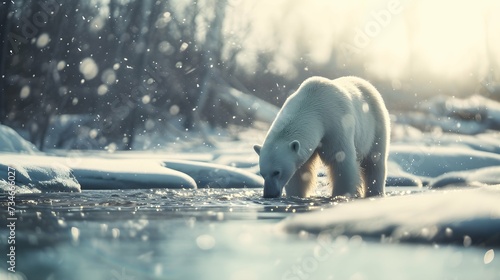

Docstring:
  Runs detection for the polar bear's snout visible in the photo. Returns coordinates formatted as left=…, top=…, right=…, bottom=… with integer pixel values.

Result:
left=262, top=170, right=285, bottom=198
left=263, top=180, right=283, bottom=198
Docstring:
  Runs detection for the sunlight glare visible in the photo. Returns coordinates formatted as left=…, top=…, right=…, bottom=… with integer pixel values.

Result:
left=232, top=0, right=500, bottom=83
left=414, top=0, right=485, bottom=78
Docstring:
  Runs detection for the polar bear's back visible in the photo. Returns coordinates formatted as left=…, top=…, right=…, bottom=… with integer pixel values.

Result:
left=290, top=76, right=387, bottom=119
left=296, top=76, right=382, bottom=104
left=285, top=76, right=389, bottom=158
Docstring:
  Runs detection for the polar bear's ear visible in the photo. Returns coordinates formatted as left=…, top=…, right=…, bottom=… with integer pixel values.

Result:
left=289, top=140, right=300, bottom=153
left=253, top=144, right=262, bottom=155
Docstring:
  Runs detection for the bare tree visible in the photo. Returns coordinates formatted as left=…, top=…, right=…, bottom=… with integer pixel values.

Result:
left=0, top=1, right=13, bottom=124
left=2, top=0, right=260, bottom=149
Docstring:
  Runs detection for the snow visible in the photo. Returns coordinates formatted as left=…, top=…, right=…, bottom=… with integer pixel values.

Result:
left=0, top=125, right=39, bottom=154
left=281, top=186, right=500, bottom=246
left=388, top=145, right=500, bottom=178
left=163, top=159, right=263, bottom=188
left=397, top=95, right=500, bottom=134
left=68, top=157, right=197, bottom=190
left=0, top=156, right=80, bottom=193
left=385, top=161, right=423, bottom=187
left=430, top=166, right=500, bottom=188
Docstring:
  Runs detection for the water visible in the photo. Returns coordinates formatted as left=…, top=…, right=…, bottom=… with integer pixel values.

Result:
left=1, top=188, right=498, bottom=280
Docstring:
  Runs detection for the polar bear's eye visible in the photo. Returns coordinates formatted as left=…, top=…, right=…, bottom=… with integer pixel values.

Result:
left=272, top=170, right=280, bottom=177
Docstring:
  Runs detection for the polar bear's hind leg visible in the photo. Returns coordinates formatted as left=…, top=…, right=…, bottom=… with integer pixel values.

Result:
left=361, top=147, right=387, bottom=197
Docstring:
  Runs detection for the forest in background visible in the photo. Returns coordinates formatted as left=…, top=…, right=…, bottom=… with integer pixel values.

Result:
left=1, top=0, right=500, bottom=150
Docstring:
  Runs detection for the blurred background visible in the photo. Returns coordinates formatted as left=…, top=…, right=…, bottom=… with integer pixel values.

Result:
left=1, top=0, right=500, bottom=150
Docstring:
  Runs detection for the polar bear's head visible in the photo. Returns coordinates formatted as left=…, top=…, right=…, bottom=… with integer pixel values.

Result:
left=253, top=140, right=301, bottom=198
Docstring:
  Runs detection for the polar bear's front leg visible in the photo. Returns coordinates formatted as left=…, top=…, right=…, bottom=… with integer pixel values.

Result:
left=284, top=152, right=319, bottom=198
left=329, top=145, right=362, bottom=197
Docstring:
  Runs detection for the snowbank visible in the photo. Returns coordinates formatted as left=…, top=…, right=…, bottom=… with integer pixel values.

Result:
left=0, top=124, right=38, bottom=154
left=0, top=156, right=80, bottom=193
left=389, top=145, right=500, bottom=179
left=163, top=159, right=263, bottom=188
left=396, top=95, right=500, bottom=134
left=389, top=127, right=500, bottom=186
left=54, top=150, right=264, bottom=188
left=385, top=161, right=423, bottom=187
left=68, top=157, right=197, bottom=190
left=281, top=186, right=500, bottom=246
left=430, top=166, right=500, bottom=188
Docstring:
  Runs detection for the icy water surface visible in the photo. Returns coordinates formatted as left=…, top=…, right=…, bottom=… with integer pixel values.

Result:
left=1, top=188, right=498, bottom=280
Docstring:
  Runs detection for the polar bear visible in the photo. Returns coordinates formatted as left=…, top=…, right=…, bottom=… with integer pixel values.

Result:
left=254, top=76, right=390, bottom=198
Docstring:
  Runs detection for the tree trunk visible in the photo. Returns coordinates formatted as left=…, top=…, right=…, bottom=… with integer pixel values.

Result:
left=0, top=0, right=13, bottom=124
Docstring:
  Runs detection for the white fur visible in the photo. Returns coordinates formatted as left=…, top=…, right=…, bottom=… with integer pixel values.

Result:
left=254, top=76, right=390, bottom=198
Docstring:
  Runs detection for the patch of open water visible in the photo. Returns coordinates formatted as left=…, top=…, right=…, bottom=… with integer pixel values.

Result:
left=1, top=188, right=497, bottom=280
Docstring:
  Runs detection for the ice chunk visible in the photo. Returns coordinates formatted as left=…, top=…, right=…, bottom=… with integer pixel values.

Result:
left=0, top=156, right=80, bottom=193
left=72, top=158, right=197, bottom=190
left=163, top=159, right=263, bottom=188
left=281, top=186, right=500, bottom=246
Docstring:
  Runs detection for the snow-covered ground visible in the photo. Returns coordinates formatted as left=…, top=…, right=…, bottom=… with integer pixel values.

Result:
left=0, top=125, right=38, bottom=154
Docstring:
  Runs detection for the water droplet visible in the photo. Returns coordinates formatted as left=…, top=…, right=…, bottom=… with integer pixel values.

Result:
left=97, top=84, right=108, bottom=95
left=463, top=235, right=472, bottom=247
left=112, top=228, right=120, bottom=238
left=89, top=129, right=98, bottom=139
left=101, top=68, right=117, bottom=85
left=100, top=224, right=108, bottom=234
left=196, top=234, right=215, bottom=250
left=362, top=102, right=370, bottom=113
left=484, top=249, right=494, bottom=264
left=79, top=57, right=99, bottom=80
left=335, top=151, right=346, bottom=162
left=169, top=105, right=180, bottom=115
left=20, top=86, right=30, bottom=99
left=57, top=60, right=66, bottom=71
left=180, top=42, right=189, bottom=52
left=36, top=33, right=50, bottom=48
left=71, top=227, right=80, bottom=242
